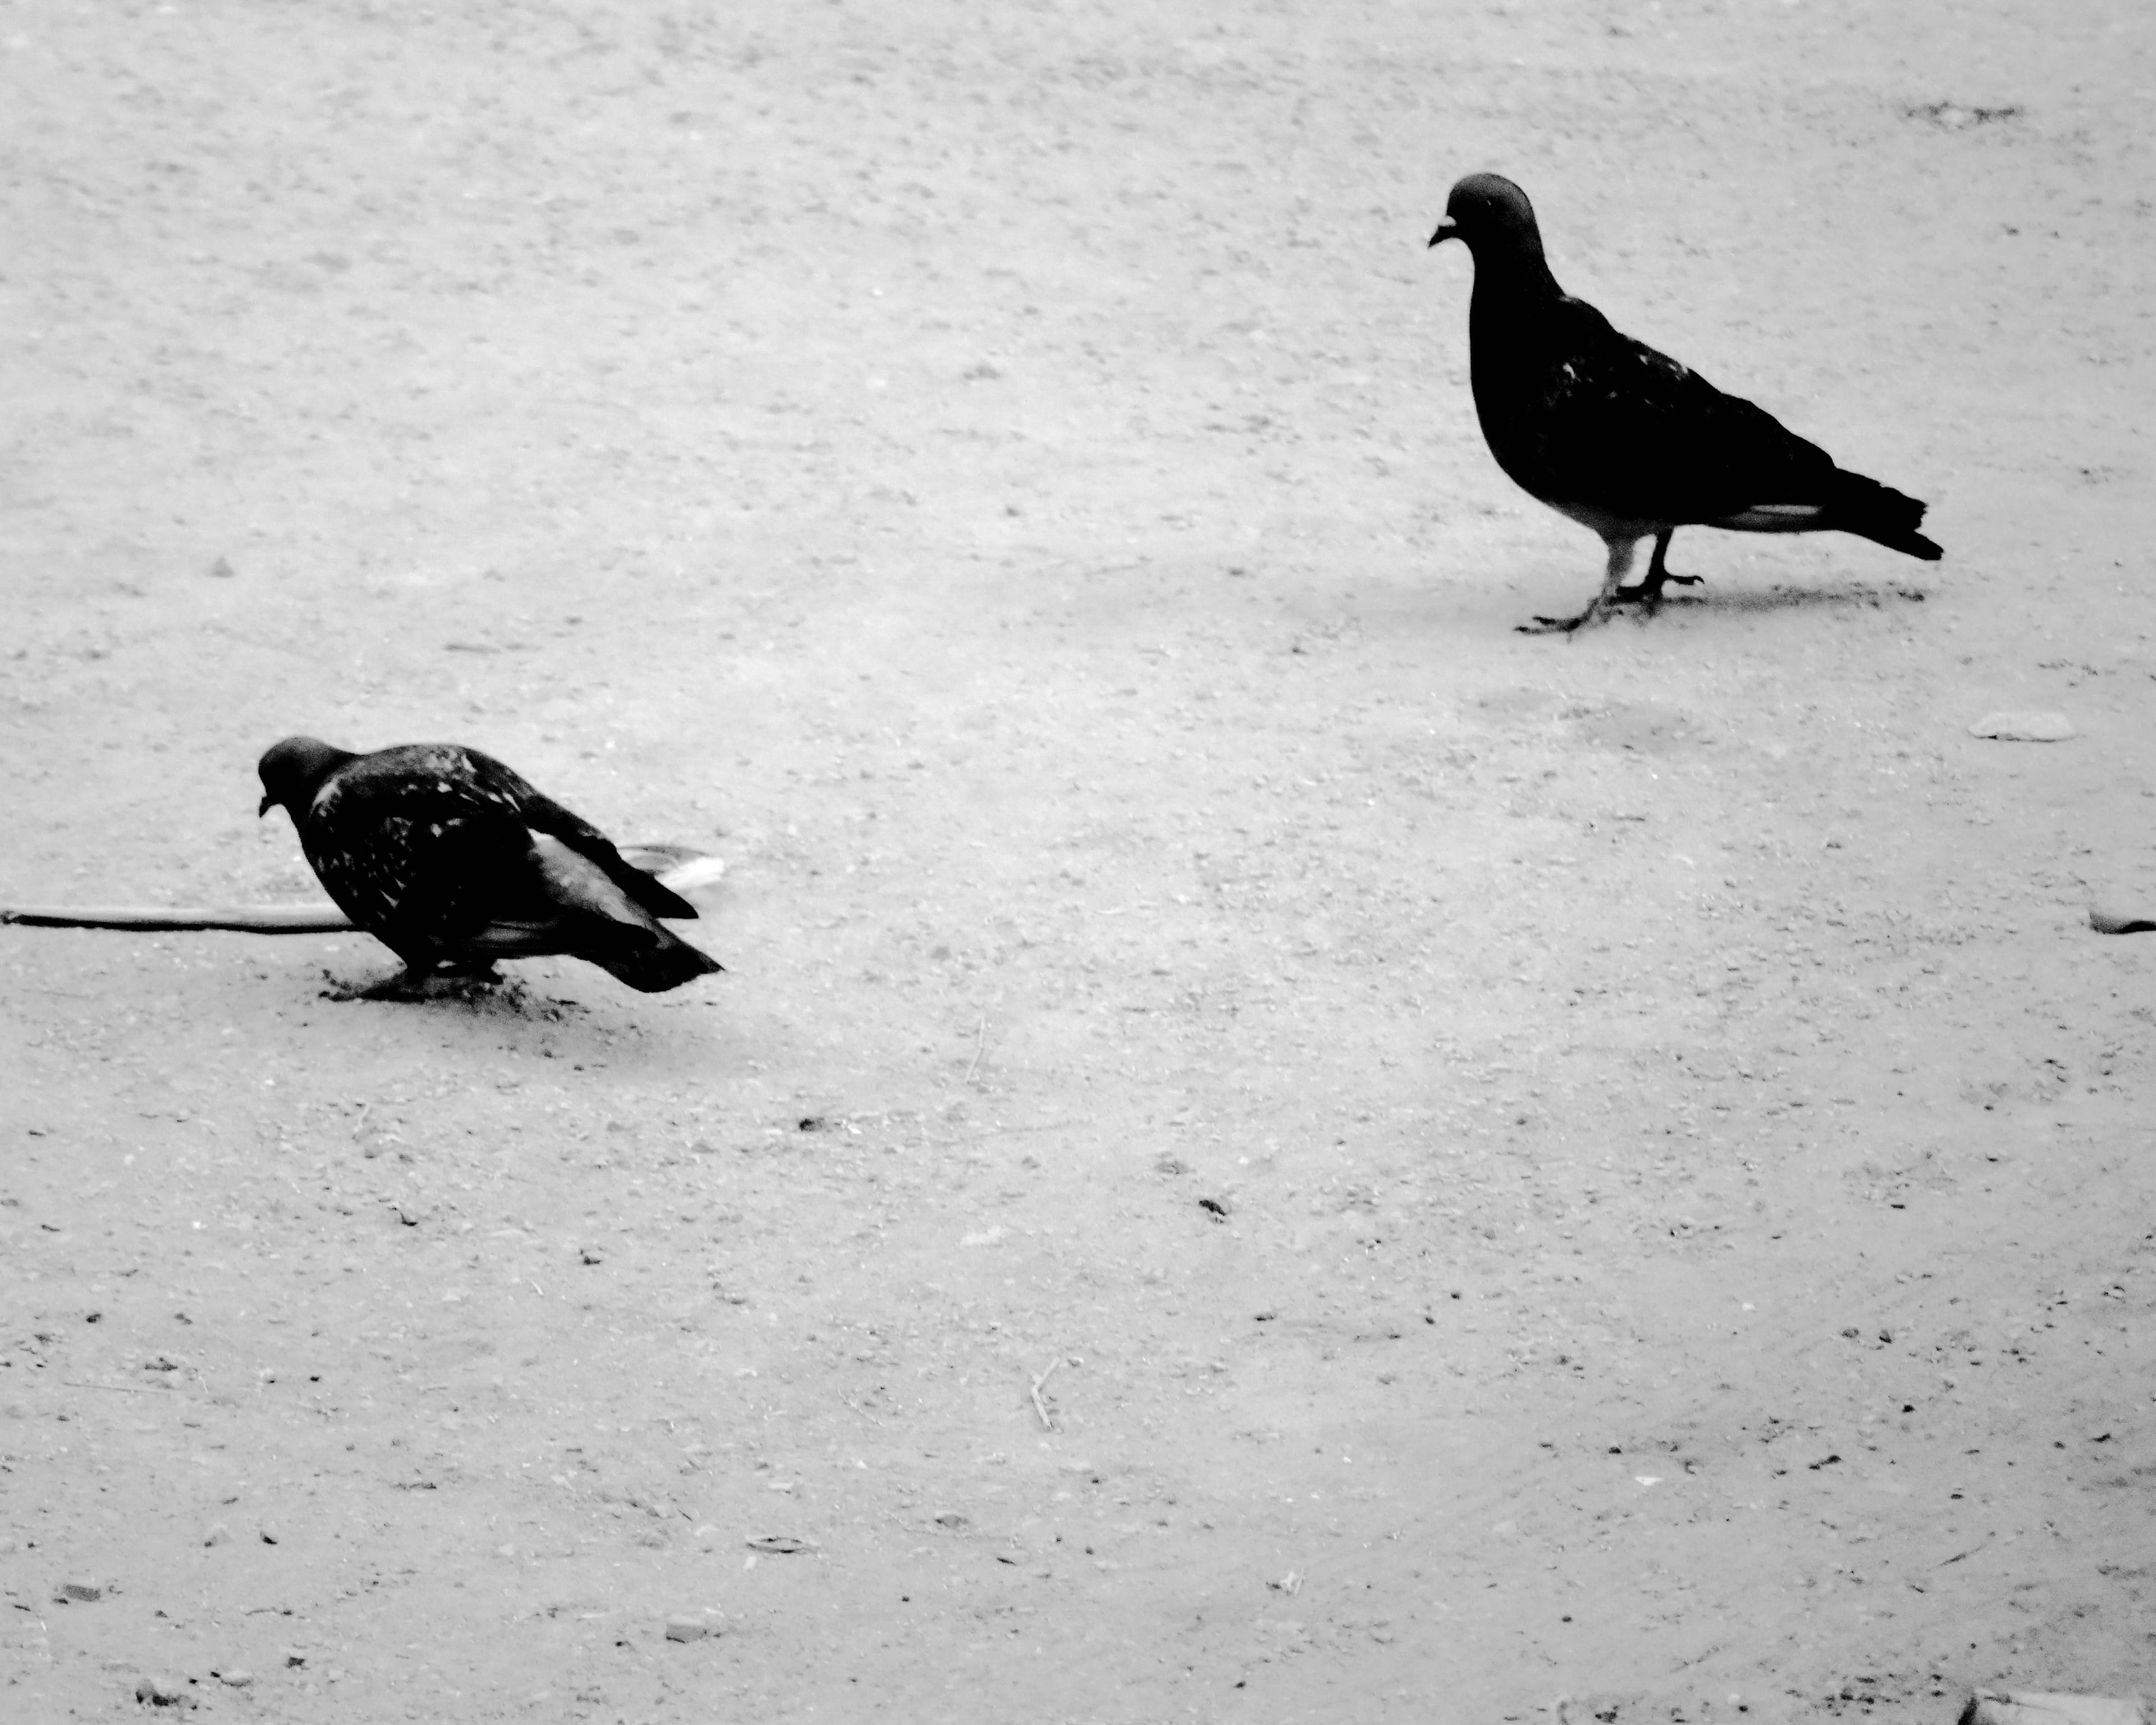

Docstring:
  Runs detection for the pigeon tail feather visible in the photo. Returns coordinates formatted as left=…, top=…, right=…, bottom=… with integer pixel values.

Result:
left=620, top=872, right=701, bottom=921
left=528, top=833, right=724, bottom=991
left=1824, top=469, right=1944, bottom=562
left=589, top=933, right=727, bottom=994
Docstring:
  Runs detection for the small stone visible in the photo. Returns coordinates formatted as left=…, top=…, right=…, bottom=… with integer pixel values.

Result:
left=134, top=1673, right=194, bottom=1707
left=2089, top=905, right=2156, bottom=936
left=203, top=1523, right=230, bottom=1548
left=207, top=556, right=235, bottom=578
left=664, top=1616, right=716, bottom=1642
left=216, top=1669, right=254, bottom=1688
left=282, top=1648, right=307, bottom=1668
left=58, top=1578, right=102, bottom=1603
left=1968, top=710, right=2075, bottom=742
left=579, top=1247, right=603, bottom=1266
left=1963, top=1694, right=2146, bottom=1725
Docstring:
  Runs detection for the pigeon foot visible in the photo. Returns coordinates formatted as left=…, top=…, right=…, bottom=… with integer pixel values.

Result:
left=1614, top=529, right=1705, bottom=605
left=323, top=964, right=506, bottom=1002
left=1611, top=530, right=1704, bottom=608
left=1519, top=533, right=1679, bottom=632
left=1519, top=597, right=1618, bottom=635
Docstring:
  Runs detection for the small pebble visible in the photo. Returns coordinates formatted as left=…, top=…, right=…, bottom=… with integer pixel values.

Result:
left=216, top=1669, right=254, bottom=1688
left=58, top=1578, right=102, bottom=1603
left=203, top=1524, right=229, bottom=1547
left=664, top=1616, right=716, bottom=1642
left=134, top=1673, right=194, bottom=1708
left=207, top=556, right=235, bottom=578
left=2089, top=906, right=2156, bottom=936
left=1965, top=1694, right=2145, bottom=1725
left=1968, top=709, right=2075, bottom=742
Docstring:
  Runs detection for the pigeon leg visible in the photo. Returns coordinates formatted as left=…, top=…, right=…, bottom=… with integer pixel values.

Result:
left=1520, top=536, right=1638, bottom=634
left=1613, top=528, right=1704, bottom=605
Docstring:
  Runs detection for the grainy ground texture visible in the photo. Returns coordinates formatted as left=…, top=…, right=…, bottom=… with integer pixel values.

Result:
left=4, top=1, right=2155, bottom=1720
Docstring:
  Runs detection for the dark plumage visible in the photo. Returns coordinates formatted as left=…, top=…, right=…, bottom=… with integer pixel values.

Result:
left=256, top=737, right=723, bottom=996
left=1429, top=174, right=1943, bottom=632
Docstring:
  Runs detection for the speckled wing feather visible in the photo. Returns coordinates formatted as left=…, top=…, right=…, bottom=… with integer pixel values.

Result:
left=300, top=746, right=547, bottom=956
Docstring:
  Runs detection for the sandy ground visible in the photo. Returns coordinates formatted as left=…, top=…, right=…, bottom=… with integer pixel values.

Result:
left=4, top=0, right=2156, bottom=1719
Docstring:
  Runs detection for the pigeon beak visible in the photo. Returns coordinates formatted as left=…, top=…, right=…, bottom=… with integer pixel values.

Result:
left=258, top=793, right=275, bottom=818
left=1428, top=218, right=1459, bottom=248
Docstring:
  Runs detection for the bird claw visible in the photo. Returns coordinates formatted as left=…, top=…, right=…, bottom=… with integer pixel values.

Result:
left=1611, top=574, right=1703, bottom=607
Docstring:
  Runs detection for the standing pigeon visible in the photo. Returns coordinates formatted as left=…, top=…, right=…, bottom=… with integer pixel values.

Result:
left=1428, top=174, right=1942, bottom=633
left=257, top=737, right=723, bottom=997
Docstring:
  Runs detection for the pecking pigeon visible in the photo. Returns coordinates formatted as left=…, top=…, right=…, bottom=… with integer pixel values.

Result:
left=1429, top=174, right=1942, bottom=633
left=257, top=737, right=723, bottom=997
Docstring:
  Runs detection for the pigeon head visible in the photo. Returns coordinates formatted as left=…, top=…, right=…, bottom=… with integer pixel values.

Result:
left=1429, top=173, right=1545, bottom=261
left=258, top=735, right=354, bottom=819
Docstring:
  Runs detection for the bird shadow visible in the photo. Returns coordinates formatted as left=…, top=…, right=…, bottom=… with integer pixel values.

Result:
left=317, top=966, right=592, bottom=1023
left=295, top=959, right=739, bottom=1075
left=1639, top=578, right=1933, bottom=619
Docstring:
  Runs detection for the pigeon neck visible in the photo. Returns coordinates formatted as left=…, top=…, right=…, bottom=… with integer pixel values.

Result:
left=1467, top=248, right=1565, bottom=370
left=1468, top=242, right=1563, bottom=314
left=263, top=742, right=358, bottom=813
left=298, top=758, right=350, bottom=801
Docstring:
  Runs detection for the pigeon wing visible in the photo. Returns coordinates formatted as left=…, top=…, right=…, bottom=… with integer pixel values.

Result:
left=457, top=748, right=702, bottom=923
left=1520, top=296, right=1837, bottom=524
